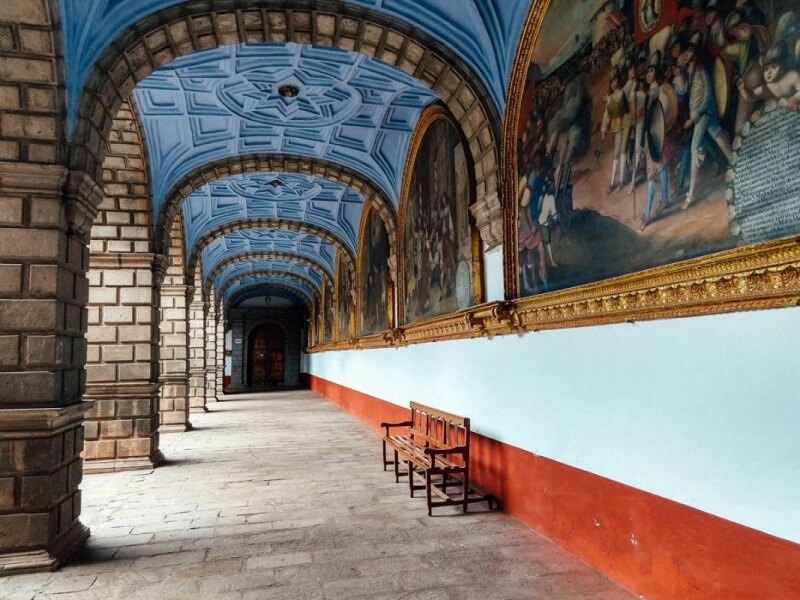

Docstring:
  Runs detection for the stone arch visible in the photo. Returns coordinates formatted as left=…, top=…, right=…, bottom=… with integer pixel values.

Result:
left=228, top=284, right=312, bottom=311
left=67, top=1, right=502, bottom=230
left=207, top=251, right=332, bottom=291
left=189, top=218, right=356, bottom=287
left=154, top=153, right=398, bottom=263
left=218, top=269, right=321, bottom=311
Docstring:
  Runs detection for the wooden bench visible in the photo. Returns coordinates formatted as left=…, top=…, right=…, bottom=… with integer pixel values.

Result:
left=381, top=402, right=498, bottom=516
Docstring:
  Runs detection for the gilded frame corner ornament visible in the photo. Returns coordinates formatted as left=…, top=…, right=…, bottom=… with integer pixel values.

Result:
left=396, top=103, right=484, bottom=329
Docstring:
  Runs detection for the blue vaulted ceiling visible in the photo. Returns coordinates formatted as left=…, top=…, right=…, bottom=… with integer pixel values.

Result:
left=223, top=275, right=317, bottom=306
left=232, top=289, right=307, bottom=309
left=59, top=0, right=532, bottom=132
left=202, top=230, right=336, bottom=282
left=183, top=172, right=363, bottom=262
left=216, top=260, right=323, bottom=293
left=134, top=43, right=435, bottom=208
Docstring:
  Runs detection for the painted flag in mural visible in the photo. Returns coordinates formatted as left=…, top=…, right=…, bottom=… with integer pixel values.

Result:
left=634, top=0, right=677, bottom=44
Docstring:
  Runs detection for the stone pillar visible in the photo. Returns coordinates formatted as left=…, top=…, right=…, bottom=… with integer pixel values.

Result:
left=0, top=163, right=99, bottom=573
left=215, top=311, right=225, bottom=398
left=204, top=295, right=217, bottom=405
left=187, top=291, right=207, bottom=413
left=83, top=253, right=164, bottom=472
left=158, top=218, right=190, bottom=432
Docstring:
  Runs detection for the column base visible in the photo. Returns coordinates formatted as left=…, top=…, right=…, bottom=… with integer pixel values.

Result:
left=189, top=406, right=209, bottom=413
left=83, top=450, right=164, bottom=475
left=160, top=422, right=192, bottom=433
left=0, top=518, right=90, bottom=576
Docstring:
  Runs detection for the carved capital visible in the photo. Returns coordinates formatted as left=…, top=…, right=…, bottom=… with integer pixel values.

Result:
left=152, top=254, right=170, bottom=287
left=469, top=190, right=504, bottom=250
left=64, top=171, right=103, bottom=241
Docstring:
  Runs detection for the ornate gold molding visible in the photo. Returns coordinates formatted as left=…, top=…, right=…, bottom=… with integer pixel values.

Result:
left=306, top=236, right=800, bottom=352
left=501, top=0, right=552, bottom=301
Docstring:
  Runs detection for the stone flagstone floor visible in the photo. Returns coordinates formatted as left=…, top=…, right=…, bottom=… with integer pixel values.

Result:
left=2, top=390, right=636, bottom=600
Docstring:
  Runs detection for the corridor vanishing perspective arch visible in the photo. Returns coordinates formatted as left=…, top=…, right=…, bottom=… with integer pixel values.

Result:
left=1, top=2, right=799, bottom=599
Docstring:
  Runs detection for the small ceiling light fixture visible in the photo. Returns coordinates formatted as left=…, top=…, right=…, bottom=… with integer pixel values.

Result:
left=264, top=296, right=272, bottom=306
left=269, top=178, right=282, bottom=188
left=278, top=84, right=300, bottom=98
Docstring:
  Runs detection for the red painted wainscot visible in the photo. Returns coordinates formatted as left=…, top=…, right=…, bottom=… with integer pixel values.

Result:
left=309, top=374, right=800, bottom=600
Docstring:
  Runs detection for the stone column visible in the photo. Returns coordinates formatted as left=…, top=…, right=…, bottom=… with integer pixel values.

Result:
left=83, top=253, right=164, bottom=472
left=187, top=291, right=207, bottom=413
left=158, top=218, right=191, bottom=432
left=215, top=311, right=225, bottom=398
left=229, top=316, right=245, bottom=389
left=204, top=295, right=217, bottom=405
left=0, top=163, right=98, bottom=573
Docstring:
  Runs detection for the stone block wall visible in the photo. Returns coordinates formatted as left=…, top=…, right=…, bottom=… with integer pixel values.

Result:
left=187, top=278, right=207, bottom=413
left=204, top=294, right=217, bottom=404
left=83, top=100, right=162, bottom=472
left=159, top=216, right=190, bottom=431
left=0, top=161, right=99, bottom=572
left=216, top=313, right=225, bottom=397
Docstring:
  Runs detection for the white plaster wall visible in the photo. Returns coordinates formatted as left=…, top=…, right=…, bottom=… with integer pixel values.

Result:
left=483, top=245, right=504, bottom=302
left=306, top=307, right=800, bottom=543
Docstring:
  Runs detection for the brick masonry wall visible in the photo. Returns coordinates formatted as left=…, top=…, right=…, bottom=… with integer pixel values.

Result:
left=159, top=215, right=191, bottom=431
left=204, top=291, right=217, bottom=404
left=0, top=0, right=62, bottom=167
left=0, top=160, right=100, bottom=572
left=84, top=99, right=163, bottom=472
left=188, top=267, right=207, bottom=413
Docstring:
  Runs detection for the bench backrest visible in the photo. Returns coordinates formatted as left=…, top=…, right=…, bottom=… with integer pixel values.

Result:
left=409, top=402, right=470, bottom=451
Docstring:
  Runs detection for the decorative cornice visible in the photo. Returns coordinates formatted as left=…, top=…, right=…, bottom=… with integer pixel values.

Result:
left=0, top=161, right=68, bottom=194
left=307, top=237, right=800, bottom=351
left=0, top=402, right=92, bottom=437
left=64, top=171, right=104, bottom=241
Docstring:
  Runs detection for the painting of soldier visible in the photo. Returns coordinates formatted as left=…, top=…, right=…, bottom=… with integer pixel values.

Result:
left=359, top=209, right=390, bottom=335
left=336, top=255, right=352, bottom=340
left=403, top=118, right=475, bottom=323
left=516, top=0, right=800, bottom=298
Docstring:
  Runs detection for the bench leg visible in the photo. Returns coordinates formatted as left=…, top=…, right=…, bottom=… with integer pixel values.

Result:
left=408, top=462, right=415, bottom=498
left=393, top=449, right=400, bottom=483
left=426, top=473, right=433, bottom=517
left=382, top=440, right=387, bottom=471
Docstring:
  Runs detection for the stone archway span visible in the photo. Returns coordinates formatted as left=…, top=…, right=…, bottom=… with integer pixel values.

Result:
left=189, top=218, right=356, bottom=287
left=207, top=251, right=332, bottom=291
left=228, top=284, right=312, bottom=311
left=68, top=1, right=501, bottom=226
left=218, top=269, right=323, bottom=310
left=153, top=153, right=398, bottom=261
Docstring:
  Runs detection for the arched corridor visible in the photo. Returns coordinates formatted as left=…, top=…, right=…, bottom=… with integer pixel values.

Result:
left=1, top=0, right=799, bottom=597
left=2, top=391, right=634, bottom=600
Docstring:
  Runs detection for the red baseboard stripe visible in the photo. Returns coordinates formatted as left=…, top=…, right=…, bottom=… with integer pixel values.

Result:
left=309, top=374, right=800, bottom=599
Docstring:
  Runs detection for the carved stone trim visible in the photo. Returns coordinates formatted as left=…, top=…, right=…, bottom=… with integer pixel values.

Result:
left=0, top=402, right=92, bottom=437
left=64, top=171, right=104, bottom=242
left=0, top=161, right=67, bottom=194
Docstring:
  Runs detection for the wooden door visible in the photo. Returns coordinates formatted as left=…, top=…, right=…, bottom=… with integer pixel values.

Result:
left=248, top=324, right=285, bottom=386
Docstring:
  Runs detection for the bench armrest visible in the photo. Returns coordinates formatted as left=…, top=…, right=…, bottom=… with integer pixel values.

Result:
left=424, top=445, right=468, bottom=457
left=380, top=420, right=412, bottom=432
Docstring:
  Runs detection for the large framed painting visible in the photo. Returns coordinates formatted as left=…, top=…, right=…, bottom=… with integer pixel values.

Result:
left=399, top=105, right=482, bottom=324
left=505, top=0, right=800, bottom=316
left=335, top=253, right=353, bottom=340
left=357, top=206, right=391, bottom=335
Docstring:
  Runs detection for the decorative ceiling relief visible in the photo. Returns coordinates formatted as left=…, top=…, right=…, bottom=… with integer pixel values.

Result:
left=231, top=289, right=307, bottom=309
left=183, top=172, right=364, bottom=259
left=59, top=0, right=530, bottom=130
left=215, top=260, right=324, bottom=293
left=134, top=43, right=437, bottom=209
left=222, top=275, right=317, bottom=306
left=202, top=230, right=336, bottom=282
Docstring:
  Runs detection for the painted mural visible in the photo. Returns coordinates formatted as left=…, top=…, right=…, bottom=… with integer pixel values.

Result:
left=403, top=117, right=475, bottom=323
left=323, top=282, right=334, bottom=343
left=359, top=209, right=390, bottom=335
left=336, top=256, right=353, bottom=340
left=516, top=0, right=800, bottom=296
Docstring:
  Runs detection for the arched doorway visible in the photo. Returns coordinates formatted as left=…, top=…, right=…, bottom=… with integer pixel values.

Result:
left=247, top=324, right=286, bottom=386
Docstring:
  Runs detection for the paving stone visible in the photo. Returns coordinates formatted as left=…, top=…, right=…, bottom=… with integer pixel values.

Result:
left=3, top=390, right=634, bottom=599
